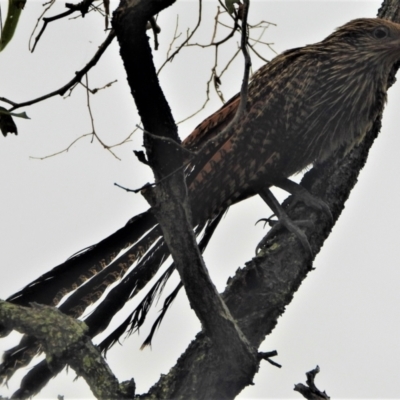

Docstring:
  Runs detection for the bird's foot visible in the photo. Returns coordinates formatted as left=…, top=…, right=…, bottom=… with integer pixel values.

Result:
left=272, top=178, right=332, bottom=222
left=257, top=187, right=314, bottom=258
left=256, top=215, right=313, bottom=256
left=289, top=189, right=332, bottom=222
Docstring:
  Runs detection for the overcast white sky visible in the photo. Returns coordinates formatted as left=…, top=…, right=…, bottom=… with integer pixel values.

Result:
left=1, top=0, right=400, bottom=399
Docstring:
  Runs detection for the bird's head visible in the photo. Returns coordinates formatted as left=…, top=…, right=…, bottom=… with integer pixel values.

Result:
left=322, top=18, right=400, bottom=65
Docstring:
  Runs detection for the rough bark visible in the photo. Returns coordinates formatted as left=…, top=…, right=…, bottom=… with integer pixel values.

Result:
left=0, top=301, right=133, bottom=399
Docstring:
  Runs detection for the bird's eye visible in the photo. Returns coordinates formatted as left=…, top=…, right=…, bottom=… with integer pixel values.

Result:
left=373, top=26, right=390, bottom=39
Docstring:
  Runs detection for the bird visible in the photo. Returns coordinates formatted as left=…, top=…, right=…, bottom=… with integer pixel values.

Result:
left=2, top=17, right=400, bottom=397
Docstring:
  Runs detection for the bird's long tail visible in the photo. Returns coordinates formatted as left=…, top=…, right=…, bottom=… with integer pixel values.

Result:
left=0, top=208, right=224, bottom=398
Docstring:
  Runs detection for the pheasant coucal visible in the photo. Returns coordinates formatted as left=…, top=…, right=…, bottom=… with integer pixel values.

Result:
left=2, top=18, right=400, bottom=396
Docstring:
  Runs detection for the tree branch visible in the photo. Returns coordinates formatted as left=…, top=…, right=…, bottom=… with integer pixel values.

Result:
left=31, top=0, right=96, bottom=52
left=0, top=300, right=133, bottom=399
left=113, top=0, right=260, bottom=397
left=3, top=29, right=115, bottom=112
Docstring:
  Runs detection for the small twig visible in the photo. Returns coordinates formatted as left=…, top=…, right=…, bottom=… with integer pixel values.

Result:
left=248, top=19, right=277, bottom=29
left=194, top=0, right=251, bottom=150
left=148, top=16, right=161, bottom=50
left=0, top=97, right=18, bottom=107
left=10, top=30, right=116, bottom=111
left=29, top=133, right=93, bottom=160
left=114, top=182, right=144, bottom=193
left=175, top=75, right=213, bottom=123
left=248, top=42, right=270, bottom=63
left=164, top=15, right=181, bottom=62
left=186, top=23, right=238, bottom=49
left=31, top=9, right=74, bottom=52
left=79, top=79, right=118, bottom=95
left=85, top=74, right=96, bottom=139
left=29, top=0, right=57, bottom=51
left=218, top=46, right=241, bottom=77
left=157, top=0, right=202, bottom=74
left=31, top=0, right=95, bottom=52
left=258, top=351, right=282, bottom=368
left=107, top=127, right=137, bottom=149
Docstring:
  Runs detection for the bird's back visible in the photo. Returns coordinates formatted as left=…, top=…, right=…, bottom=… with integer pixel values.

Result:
left=186, top=18, right=398, bottom=224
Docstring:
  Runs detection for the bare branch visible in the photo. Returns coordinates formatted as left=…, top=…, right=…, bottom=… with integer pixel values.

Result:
left=9, top=29, right=116, bottom=111
left=148, top=16, right=161, bottom=50
left=28, top=0, right=57, bottom=51
left=30, top=0, right=96, bottom=52
left=29, top=133, right=93, bottom=160
left=157, top=0, right=202, bottom=74
left=79, top=79, right=118, bottom=95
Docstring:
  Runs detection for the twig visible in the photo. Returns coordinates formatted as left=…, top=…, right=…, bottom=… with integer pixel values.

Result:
left=79, top=79, right=118, bottom=95
left=258, top=351, right=282, bottom=368
left=148, top=16, right=161, bottom=50
left=248, top=42, right=270, bottom=63
left=0, top=97, right=17, bottom=107
left=29, top=133, right=93, bottom=160
left=194, top=0, right=251, bottom=149
left=114, top=182, right=144, bottom=193
left=29, top=0, right=56, bottom=51
left=10, top=29, right=116, bottom=111
left=157, top=0, right=202, bottom=74
left=31, top=0, right=96, bottom=52
left=165, top=15, right=181, bottom=62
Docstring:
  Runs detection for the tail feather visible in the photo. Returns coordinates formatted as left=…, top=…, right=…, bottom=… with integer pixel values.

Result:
left=0, top=238, right=171, bottom=396
left=0, top=336, right=40, bottom=385
left=1, top=206, right=224, bottom=397
left=140, top=212, right=224, bottom=348
left=99, top=264, right=176, bottom=354
left=11, top=360, right=63, bottom=400
left=99, top=211, right=225, bottom=352
left=84, top=239, right=169, bottom=338
left=140, top=282, right=183, bottom=349
left=6, top=211, right=156, bottom=309
left=0, top=212, right=159, bottom=384
left=59, top=225, right=162, bottom=318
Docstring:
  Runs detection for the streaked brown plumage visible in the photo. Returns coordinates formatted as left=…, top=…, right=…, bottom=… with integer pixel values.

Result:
left=185, top=18, right=400, bottom=224
left=3, top=18, right=400, bottom=396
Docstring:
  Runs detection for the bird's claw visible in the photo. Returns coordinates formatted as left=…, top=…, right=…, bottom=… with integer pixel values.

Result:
left=256, top=215, right=313, bottom=257
left=290, top=190, right=332, bottom=222
left=256, top=215, right=277, bottom=228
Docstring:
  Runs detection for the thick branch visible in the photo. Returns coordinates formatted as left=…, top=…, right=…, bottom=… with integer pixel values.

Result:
left=0, top=300, right=133, bottom=399
left=113, top=0, right=258, bottom=397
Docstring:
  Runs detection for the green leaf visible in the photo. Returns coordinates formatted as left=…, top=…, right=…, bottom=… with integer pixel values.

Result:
left=0, top=0, right=26, bottom=52
left=0, top=107, right=30, bottom=119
